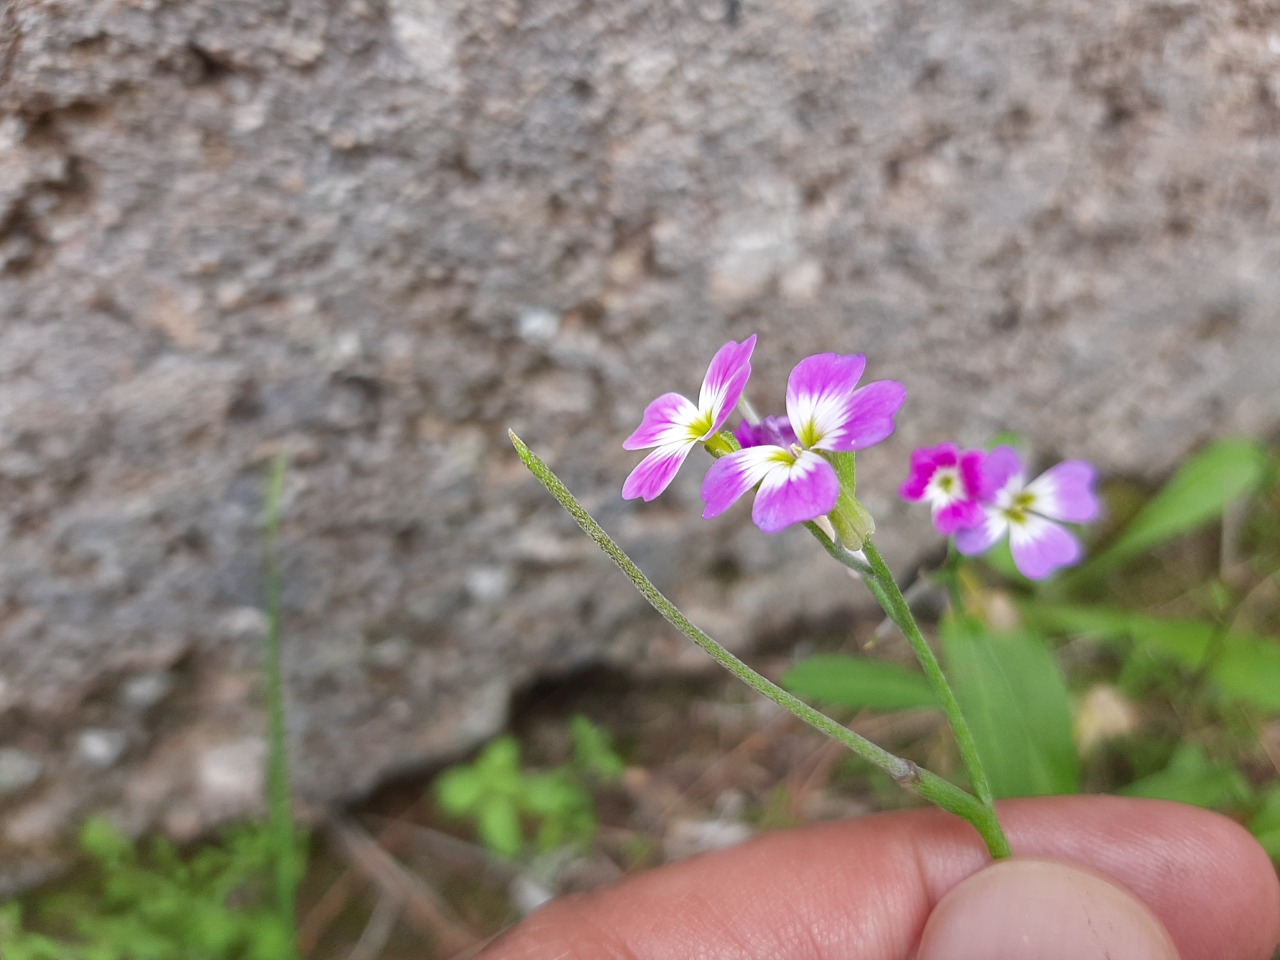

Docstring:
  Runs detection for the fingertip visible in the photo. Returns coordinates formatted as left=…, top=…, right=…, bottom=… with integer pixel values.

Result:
left=916, top=858, right=1178, bottom=960
left=999, top=796, right=1280, bottom=960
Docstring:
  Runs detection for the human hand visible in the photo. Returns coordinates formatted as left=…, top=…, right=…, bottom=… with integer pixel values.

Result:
left=478, top=795, right=1280, bottom=960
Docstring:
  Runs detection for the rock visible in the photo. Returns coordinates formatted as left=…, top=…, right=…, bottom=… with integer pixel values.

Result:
left=74, top=729, right=129, bottom=771
left=0, top=751, right=43, bottom=797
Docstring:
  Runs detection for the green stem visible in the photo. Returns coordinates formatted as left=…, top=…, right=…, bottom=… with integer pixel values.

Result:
left=940, top=544, right=966, bottom=615
left=263, top=455, right=301, bottom=953
left=511, top=432, right=1007, bottom=855
left=860, top=541, right=1003, bottom=827
left=804, top=522, right=874, bottom=578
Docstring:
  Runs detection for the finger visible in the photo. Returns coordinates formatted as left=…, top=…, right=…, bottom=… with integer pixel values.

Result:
left=479, top=795, right=1280, bottom=960
left=915, top=857, right=1179, bottom=959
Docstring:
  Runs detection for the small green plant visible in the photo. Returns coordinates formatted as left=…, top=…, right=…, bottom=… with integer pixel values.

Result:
left=1, top=818, right=297, bottom=960
left=433, top=715, right=624, bottom=858
left=0, top=456, right=307, bottom=958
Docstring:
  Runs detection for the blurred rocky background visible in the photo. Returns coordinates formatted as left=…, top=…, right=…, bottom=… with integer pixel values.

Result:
left=0, top=0, right=1277, bottom=889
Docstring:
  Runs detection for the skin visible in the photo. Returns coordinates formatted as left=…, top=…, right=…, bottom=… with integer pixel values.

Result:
left=479, top=796, right=1280, bottom=960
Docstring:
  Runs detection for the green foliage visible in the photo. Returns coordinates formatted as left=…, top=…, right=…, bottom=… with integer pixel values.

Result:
left=782, top=655, right=937, bottom=711
left=1022, top=605, right=1280, bottom=712
left=1081, top=438, right=1269, bottom=574
left=1248, top=787, right=1280, bottom=860
left=1, top=819, right=301, bottom=960
left=1, top=455, right=309, bottom=959
left=262, top=454, right=303, bottom=944
left=434, top=716, right=624, bottom=859
left=569, top=714, right=626, bottom=780
left=785, top=437, right=1279, bottom=854
left=1008, top=438, right=1280, bottom=854
left=940, top=617, right=1080, bottom=798
left=1119, top=744, right=1252, bottom=809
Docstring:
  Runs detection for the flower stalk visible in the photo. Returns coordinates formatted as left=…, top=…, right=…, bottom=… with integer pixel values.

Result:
left=859, top=539, right=1000, bottom=814
left=512, top=430, right=1010, bottom=859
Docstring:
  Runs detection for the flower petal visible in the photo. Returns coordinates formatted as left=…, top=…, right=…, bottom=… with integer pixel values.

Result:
left=954, top=511, right=1006, bottom=555
left=701, top=446, right=788, bottom=519
left=958, top=448, right=986, bottom=499
left=816, top=379, right=907, bottom=452
left=698, top=335, right=757, bottom=436
left=1027, top=460, right=1101, bottom=524
left=735, top=415, right=798, bottom=450
left=935, top=498, right=985, bottom=535
left=785, top=353, right=866, bottom=447
left=900, top=443, right=959, bottom=500
left=622, top=442, right=694, bottom=501
left=978, top=445, right=1024, bottom=501
left=751, top=450, right=841, bottom=533
left=623, top=393, right=700, bottom=450
left=1009, top=514, right=1083, bottom=580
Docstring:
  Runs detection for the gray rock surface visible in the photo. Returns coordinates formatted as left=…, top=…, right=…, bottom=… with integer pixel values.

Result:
left=1, top=0, right=1278, bottom=885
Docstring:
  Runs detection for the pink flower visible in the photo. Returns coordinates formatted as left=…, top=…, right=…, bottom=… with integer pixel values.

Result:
left=899, top=443, right=987, bottom=534
left=954, top=446, right=1101, bottom=580
left=734, top=415, right=797, bottom=450
left=622, top=335, right=757, bottom=501
left=701, top=353, right=906, bottom=533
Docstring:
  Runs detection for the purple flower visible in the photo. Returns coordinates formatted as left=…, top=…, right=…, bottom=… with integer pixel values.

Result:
left=622, top=335, right=757, bottom=501
left=899, top=443, right=987, bottom=534
left=734, top=415, right=798, bottom=450
left=701, top=353, right=907, bottom=533
left=954, top=446, right=1101, bottom=580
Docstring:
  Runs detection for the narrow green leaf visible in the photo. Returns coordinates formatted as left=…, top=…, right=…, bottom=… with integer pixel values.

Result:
left=781, top=655, right=938, bottom=711
left=1119, top=744, right=1252, bottom=809
left=1085, top=438, right=1268, bottom=572
left=941, top=618, right=1079, bottom=798
left=1023, top=603, right=1280, bottom=712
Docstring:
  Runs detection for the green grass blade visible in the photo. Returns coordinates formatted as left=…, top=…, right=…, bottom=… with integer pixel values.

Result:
left=1083, top=438, right=1269, bottom=574
left=263, top=454, right=300, bottom=956
left=782, top=655, right=938, bottom=711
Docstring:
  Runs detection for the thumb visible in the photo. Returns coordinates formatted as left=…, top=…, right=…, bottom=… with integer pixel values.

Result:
left=916, top=857, right=1180, bottom=960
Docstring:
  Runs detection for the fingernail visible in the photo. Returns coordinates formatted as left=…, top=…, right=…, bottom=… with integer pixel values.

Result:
left=916, top=857, right=1179, bottom=960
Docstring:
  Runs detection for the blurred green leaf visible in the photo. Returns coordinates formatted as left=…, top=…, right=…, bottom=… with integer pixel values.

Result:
left=1022, top=603, right=1280, bottom=712
left=1084, top=438, right=1268, bottom=573
left=570, top=715, right=625, bottom=780
left=433, top=766, right=485, bottom=815
left=985, top=432, right=1024, bottom=451
left=477, top=736, right=522, bottom=784
left=781, top=655, right=937, bottom=711
left=78, top=818, right=132, bottom=865
left=1209, top=641, right=1280, bottom=712
left=1119, top=744, right=1252, bottom=808
left=1248, top=787, right=1280, bottom=859
left=477, top=796, right=523, bottom=858
left=941, top=617, right=1079, bottom=798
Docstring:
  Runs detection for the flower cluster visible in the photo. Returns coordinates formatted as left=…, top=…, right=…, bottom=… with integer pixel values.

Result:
left=621, top=335, right=1100, bottom=579
left=622, top=336, right=906, bottom=535
left=900, top=443, right=1100, bottom=579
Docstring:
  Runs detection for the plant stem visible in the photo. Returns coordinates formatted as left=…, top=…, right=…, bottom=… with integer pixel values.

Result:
left=511, top=432, right=1007, bottom=853
left=860, top=541, right=1002, bottom=826
left=263, top=454, right=301, bottom=953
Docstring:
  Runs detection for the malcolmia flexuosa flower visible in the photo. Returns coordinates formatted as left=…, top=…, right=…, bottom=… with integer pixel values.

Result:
left=701, top=353, right=906, bottom=533
left=899, top=443, right=987, bottom=534
left=954, top=445, right=1101, bottom=580
left=622, top=335, right=756, bottom=501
